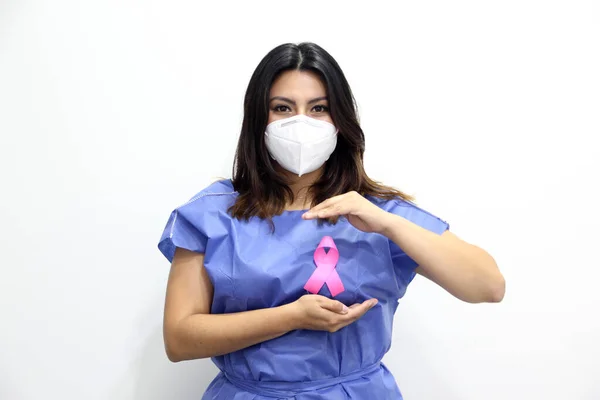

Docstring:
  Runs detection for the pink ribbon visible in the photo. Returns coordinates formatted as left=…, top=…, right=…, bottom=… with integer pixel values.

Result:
left=304, top=236, right=345, bottom=297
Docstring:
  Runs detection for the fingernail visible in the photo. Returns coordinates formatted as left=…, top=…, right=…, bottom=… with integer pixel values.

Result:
left=369, top=299, right=378, bottom=307
left=342, top=305, right=349, bottom=313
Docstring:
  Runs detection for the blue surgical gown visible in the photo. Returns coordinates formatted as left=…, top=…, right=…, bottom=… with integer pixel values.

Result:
left=158, top=179, right=449, bottom=399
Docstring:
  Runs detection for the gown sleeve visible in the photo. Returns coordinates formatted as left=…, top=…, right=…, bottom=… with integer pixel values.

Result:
left=157, top=180, right=235, bottom=263
left=384, top=198, right=450, bottom=288
left=158, top=202, right=208, bottom=263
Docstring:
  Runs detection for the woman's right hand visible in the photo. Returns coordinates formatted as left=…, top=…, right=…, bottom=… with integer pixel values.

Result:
left=288, top=294, right=378, bottom=333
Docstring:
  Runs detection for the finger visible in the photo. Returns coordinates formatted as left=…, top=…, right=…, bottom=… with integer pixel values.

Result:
left=331, top=299, right=378, bottom=331
left=304, top=200, right=352, bottom=220
left=312, top=202, right=352, bottom=219
left=302, top=194, right=346, bottom=219
left=320, top=298, right=349, bottom=314
left=346, top=298, right=378, bottom=318
left=312, top=194, right=346, bottom=212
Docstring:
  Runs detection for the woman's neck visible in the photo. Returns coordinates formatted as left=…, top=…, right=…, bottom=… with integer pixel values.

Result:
left=280, top=167, right=324, bottom=210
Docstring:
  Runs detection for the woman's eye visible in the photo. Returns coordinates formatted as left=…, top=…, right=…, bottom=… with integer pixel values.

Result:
left=273, top=105, right=291, bottom=112
left=312, top=105, right=329, bottom=113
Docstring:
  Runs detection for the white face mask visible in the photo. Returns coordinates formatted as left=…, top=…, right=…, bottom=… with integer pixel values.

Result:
left=264, top=115, right=338, bottom=176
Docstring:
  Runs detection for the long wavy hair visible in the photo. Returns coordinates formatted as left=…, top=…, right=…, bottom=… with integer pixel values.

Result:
left=229, top=42, right=413, bottom=223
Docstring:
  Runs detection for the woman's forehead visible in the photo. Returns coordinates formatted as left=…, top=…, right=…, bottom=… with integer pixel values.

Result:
left=270, top=70, right=327, bottom=99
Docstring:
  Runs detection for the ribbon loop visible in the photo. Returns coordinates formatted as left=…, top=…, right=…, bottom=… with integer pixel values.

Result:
left=304, top=236, right=345, bottom=297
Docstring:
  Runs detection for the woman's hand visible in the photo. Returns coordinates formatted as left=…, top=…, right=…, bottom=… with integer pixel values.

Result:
left=302, top=191, right=392, bottom=234
left=288, top=294, right=378, bottom=333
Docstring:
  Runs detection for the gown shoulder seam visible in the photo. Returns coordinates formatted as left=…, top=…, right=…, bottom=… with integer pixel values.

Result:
left=178, top=191, right=237, bottom=209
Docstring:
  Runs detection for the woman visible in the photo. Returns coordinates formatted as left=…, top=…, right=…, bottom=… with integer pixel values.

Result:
left=158, top=42, right=505, bottom=399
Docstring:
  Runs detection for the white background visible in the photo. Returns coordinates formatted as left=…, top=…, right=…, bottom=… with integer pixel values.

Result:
left=1, top=1, right=599, bottom=399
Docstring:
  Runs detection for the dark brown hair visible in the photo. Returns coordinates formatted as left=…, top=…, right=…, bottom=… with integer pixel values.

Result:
left=229, top=42, right=413, bottom=222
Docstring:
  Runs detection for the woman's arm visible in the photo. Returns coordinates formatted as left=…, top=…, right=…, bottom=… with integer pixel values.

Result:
left=302, top=191, right=505, bottom=304
left=381, top=214, right=505, bottom=303
left=163, top=248, right=376, bottom=362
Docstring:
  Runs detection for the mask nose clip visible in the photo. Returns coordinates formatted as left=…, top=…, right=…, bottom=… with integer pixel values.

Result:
left=281, top=120, right=299, bottom=128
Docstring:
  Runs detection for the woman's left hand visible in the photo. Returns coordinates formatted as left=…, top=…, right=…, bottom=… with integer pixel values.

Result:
left=302, top=191, right=392, bottom=234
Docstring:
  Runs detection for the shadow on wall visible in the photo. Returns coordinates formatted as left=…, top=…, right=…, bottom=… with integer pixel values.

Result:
left=112, top=326, right=218, bottom=400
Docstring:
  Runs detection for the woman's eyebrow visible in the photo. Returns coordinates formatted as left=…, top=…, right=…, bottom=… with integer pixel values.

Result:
left=307, top=96, right=328, bottom=104
left=269, top=96, right=328, bottom=105
left=270, top=96, right=295, bottom=105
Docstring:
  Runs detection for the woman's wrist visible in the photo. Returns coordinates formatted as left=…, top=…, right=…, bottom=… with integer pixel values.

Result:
left=279, top=302, right=303, bottom=331
left=378, top=211, right=403, bottom=237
